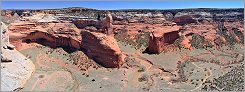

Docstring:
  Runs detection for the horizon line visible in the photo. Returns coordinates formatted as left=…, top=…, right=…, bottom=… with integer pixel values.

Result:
left=2, top=7, right=244, bottom=10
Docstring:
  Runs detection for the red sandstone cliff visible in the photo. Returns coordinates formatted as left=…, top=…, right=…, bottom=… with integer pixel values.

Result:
left=81, top=30, right=125, bottom=68
left=22, top=31, right=81, bottom=49
left=174, top=15, right=197, bottom=25
left=73, top=12, right=114, bottom=35
left=8, top=21, right=125, bottom=68
left=144, top=26, right=181, bottom=54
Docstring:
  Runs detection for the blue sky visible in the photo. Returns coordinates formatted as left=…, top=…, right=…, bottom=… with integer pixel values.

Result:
left=2, top=1, right=244, bottom=10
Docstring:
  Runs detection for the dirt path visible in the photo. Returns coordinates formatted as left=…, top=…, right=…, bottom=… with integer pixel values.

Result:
left=36, top=54, right=51, bottom=69
left=39, top=72, right=58, bottom=89
left=190, top=62, right=212, bottom=91
left=127, top=52, right=153, bottom=88
left=131, top=52, right=153, bottom=70
left=30, top=73, right=50, bottom=91
left=64, top=68, right=80, bottom=91
left=30, top=70, right=75, bottom=91
left=30, top=78, right=41, bottom=91
left=130, top=70, right=141, bottom=87
left=30, top=51, right=76, bottom=91
left=30, top=72, right=58, bottom=91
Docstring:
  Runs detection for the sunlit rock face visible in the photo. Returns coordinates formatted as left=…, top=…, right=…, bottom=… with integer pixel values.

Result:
left=1, top=22, right=35, bottom=91
left=145, top=30, right=180, bottom=54
left=73, top=12, right=114, bottom=35
left=143, top=25, right=181, bottom=54
left=81, top=30, right=125, bottom=68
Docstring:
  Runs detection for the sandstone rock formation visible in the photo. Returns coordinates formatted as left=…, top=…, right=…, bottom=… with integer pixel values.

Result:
left=1, top=21, right=35, bottom=91
left=8, top=20, right=125, bottom=68
left=22, top=31, right=81, bottom=50
left=144, top=26, right=181, bottom=54
left=176, top=36, right=192, bottom=50
left=8, top=22, right=82, bottom=50
left=72, top=19, right=99, bottom=29
left=1, top=50, right=35, bottom=91
left=1, top=7, right=244, bottom=91
left=216, top=21, right=244, bottom=46
left=1, top=22, right=9, bottom=43
left=73, top=12, right=114, bottom=35
left=1, top=43, right=35, bottom=91
left=81, top=30, right=125, bottom=68
left=174, top=15, right=197, bottom=25
left=101, top=12, right=113, bottom=35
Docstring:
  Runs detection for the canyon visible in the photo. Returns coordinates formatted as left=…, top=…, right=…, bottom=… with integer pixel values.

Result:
left=1, top=7, right=244, bottom=91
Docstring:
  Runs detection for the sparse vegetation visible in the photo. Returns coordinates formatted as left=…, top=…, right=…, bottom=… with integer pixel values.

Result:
left=3, top=7, right=244, bottom=92
left=115, top=28, right=150, bottom=50
left=213, top=64, right=244, bottom=91
left=173, top=35, right=185, bottom=50
left=201, top=63, right=244, bottom=91
left=190, top=34, right=213, bottom=49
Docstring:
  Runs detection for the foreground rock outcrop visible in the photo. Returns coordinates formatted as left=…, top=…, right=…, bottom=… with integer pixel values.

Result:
left=81, top=30, right=125, bottom=68
left=1, top=43, right=35, bottom=91
left=1, top=21, right=35, bottom=91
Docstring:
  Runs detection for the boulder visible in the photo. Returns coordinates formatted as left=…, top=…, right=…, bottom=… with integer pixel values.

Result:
left=81, top=30, right=125, bottom=68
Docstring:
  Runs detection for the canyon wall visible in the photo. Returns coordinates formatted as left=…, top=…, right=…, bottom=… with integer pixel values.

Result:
left=22, top=31, right=81, bottom=50
left=20, top=29, right=125, bottom=68
left=145, top=31, right=180, bottom=54
left=1, top=22, right=35, bottom=91
left=73, top=12, right=114, bottom=35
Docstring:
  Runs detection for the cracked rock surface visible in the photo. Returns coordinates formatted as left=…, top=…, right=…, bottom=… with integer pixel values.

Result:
left=1, top=44, right=35, bottom=91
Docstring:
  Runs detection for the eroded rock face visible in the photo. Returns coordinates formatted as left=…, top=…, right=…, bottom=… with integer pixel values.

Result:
left=174, top=15, right=197, bottom=25
left=180, top=36, right=191, bottom=49
left=145, top=33, right=162, bottom=54
left=73, top=12, right=114, bottom=35
left=8, top=22, right=82, bottom=51
left=1, top=43, right=35, bottom=91
left=22, top=31, right=81, bottom=50
left=101, top=12, right=113, bottom=35
left=1, top=22, right=9, bottom=43
left=1, top=21, right=35, bottom=91
left=81, top=30, right=125, bottom=68
left=73, top=19, right=100, bottom=29
left=145, top=30, right=180, bottom=54
left=8, top=20, right=125, bottom=68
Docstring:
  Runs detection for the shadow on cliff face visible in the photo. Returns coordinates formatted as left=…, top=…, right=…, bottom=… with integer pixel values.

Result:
left=80, top=31, right=124, bottom=68
left=142, top=48, right=158, bottom=55
left=22, top=31, right=82, bottom=54
left=23, top=38, right=78, bottom=53
left=21, top=30, right=123, bottom=68
left=142, top=31, right=180, bottom=54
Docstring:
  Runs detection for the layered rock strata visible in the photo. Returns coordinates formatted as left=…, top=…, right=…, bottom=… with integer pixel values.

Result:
left=73, top=12, right=114, bottom=35
left=144, top=26, right=181, bottom=54
left=8, top=21, right=125, bottom=68
left=81, top=30, right=125, bottom=68
left=22, top=31, right=81, bottom=50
